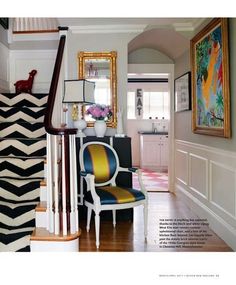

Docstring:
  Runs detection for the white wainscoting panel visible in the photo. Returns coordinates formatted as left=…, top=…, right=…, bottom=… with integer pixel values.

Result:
left=9, top=49, right=56, bottom=93
left=189, top=153, right=208, bottom=199
left=175, top=149, right=188, bottom=185
left=175, top=140, right=236, bottom=250
left=0, top=42, right=9, bottom=91
left=210, top=160, right=236, bottom=217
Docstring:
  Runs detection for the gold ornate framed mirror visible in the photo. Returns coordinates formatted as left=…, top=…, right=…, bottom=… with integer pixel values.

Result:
left=78, top=51, right=117, bottom=128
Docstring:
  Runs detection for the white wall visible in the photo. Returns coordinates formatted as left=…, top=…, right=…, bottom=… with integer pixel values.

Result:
left=173, top=18, right=236, bottom=250
left=175, top=140, right=236, bottom=250
left=0, top=24, right=8, bottom=47
left=8, top=48, right=63, bottom=126
left=128, top=47, right=173, bottom=64
left=175, top=19, right=236, bottom=152
left=9, top=49, right=56, bottom=93
left=65, top=30, right=139, bottom=135
left=0, top=42, right=9, bottom=92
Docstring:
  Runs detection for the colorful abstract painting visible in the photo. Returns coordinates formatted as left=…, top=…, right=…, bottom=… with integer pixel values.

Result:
left=196, top=25, right=223, bottom=128
left=191, top=18, right=230, bottom=137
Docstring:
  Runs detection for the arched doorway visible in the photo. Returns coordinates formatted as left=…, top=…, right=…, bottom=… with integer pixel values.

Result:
left=126, top=28, right=189, bottom=194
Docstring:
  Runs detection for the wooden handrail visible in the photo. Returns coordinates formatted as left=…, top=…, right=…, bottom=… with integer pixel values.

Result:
left=44, top=35, right=77, bottom=135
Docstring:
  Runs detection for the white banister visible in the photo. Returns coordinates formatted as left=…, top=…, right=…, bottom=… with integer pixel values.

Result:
left=45, top=132, right=79, bottom=236
left=43, top=33, right=79, bottom=240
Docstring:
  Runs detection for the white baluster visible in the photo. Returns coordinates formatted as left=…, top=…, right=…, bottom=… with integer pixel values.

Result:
left=19, top=18, right=23, bottom=32
left=61, top=135, right=67, bottom=235
left=46, top=133, right=50, bottom=231
left=72, top=135, right=79, bottom=232
left=69, top=135, right=75, bottom=234
left=53, top=135, right=60, bottom=235
left=13, top=18, right=18, bottom=32
left=31, top=18, right=36, bottom=31
left=79, top=136, right=84, bottom=205
left=24, top=18, right=29, bottom=31
left=46, top=134, right=52, bottom=231
left=49, top=141, right=55, bottom=233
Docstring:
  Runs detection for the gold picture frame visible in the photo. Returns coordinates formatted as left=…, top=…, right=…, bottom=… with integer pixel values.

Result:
left=78, top=51, right=117, bottom=128
left=191, top=18, right=230, bottom=137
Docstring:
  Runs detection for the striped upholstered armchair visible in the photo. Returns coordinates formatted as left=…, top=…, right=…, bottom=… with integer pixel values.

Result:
left=79, top=141, right=148, bottom=249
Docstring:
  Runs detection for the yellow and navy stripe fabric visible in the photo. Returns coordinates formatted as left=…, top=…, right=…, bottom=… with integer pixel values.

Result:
left=83, top=144, right=117, bottom=183
left=85, top=186, right=145, bottom=205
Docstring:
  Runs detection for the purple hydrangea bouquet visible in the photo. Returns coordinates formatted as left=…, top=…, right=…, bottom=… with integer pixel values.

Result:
left=86, top=104, right=112, bottom=121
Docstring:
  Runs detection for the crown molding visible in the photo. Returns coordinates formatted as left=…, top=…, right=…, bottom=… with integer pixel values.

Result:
left=69, top=24, right=146, bottom=34
left=172, top=18, right=206, bottom=31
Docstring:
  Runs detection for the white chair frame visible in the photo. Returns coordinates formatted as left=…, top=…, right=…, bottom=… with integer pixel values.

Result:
left=79, top=141, right=148, bottom=248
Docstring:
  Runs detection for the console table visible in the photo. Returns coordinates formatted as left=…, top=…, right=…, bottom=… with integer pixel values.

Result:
left=76, top=136, right=133, bottom=221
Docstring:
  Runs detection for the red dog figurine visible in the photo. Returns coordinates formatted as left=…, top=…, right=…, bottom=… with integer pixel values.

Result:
left=14, top=69, right=37, bottom=94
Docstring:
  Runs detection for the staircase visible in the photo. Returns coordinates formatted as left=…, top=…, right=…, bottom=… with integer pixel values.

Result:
left=0, top=92, right=47, bottom=251
left=0, top=34, right=80, bottom=252
left=0, top=91, right=81, bottom=251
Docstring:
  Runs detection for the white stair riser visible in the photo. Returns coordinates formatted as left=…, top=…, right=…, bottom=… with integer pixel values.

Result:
left=30, top=238, right=79, bottom=252
left=40, top=185, right=47, bottom=202
left=36, top=211, right=47, bottom=228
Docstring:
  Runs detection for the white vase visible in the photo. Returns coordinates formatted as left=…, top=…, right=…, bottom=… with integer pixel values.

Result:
left=94, top=120, right=107, bottom=137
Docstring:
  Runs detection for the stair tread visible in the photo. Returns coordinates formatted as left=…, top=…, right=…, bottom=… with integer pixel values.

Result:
left=0, top=93, right=48, bottom=107
left=0, top=106, right=46, bottom=123
left=40, top=180, right=46, bottom=187
left=0, top=122, right=46, bottom=139
left=31, top=227, right=81, bottom=241
left=36, top=201, right=47, bottom=212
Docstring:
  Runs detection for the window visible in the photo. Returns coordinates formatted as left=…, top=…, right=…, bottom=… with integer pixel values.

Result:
left=127, top=82, right=169, bottom=119
left=143, top=91, right=169, bottom=119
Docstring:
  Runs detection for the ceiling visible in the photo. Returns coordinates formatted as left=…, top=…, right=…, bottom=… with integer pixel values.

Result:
left=128, top=28, right=190, bottom=60
left=57, top=17, right=208, bottom=59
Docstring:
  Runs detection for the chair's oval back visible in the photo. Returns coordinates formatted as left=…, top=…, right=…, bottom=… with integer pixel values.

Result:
left=81, top=142, right=119, bottom=184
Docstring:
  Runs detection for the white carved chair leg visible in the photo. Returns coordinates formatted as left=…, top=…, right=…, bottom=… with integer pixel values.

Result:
left=86, top=207, right=92, bottom=232
left=143, top=202, right=148, bottom=241
left=95, top=212, right=100, bottom=249
left=112, top=210, right=116, bottom=228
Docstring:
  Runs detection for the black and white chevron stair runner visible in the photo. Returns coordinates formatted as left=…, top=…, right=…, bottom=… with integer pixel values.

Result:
left=0, top=92, right=48, bottom=251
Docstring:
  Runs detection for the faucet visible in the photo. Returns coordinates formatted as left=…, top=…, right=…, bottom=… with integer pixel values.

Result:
left=152, top=122, right=158, bottom=133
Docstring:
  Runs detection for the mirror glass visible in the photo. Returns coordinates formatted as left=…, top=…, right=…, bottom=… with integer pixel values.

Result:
left=78, top=51, right=117, bottom=127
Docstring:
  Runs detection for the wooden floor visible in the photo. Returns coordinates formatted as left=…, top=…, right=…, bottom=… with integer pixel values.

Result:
left=79, top=192, right=233, bottom=252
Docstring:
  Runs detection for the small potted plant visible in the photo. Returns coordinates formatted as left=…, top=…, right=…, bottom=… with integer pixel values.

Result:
left=86, top=104, right=112, bottom=137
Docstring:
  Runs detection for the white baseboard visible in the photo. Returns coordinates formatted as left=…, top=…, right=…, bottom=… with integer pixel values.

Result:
left=176, top=184, right=236, bottom=251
